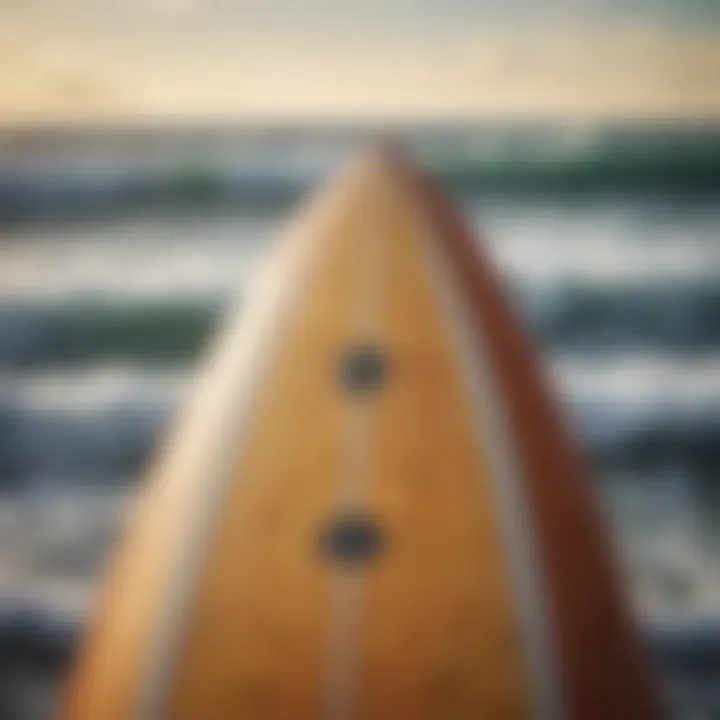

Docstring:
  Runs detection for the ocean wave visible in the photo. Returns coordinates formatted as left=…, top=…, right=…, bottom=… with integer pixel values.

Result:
left=0, top=213, right=270, bottom=299
left=422, top=124, right=720, bottom=195
left=2, top=125, right=720, bottom=222
left=518, top=280, right=720, bottom=352
left=553, top=356, right=720, bottom=473
left=2, top=356, right=720, bottom=485
left=481, top=210, right=720, bottom=287
left=0, top=369, right=185, bottom=484
left=0, top=297, right=225, bottom=368
left=3, top=278, right=720, bottom=369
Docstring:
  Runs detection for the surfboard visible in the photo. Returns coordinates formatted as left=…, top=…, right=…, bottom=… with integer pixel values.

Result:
left=61, top=148, right=661, bottom=719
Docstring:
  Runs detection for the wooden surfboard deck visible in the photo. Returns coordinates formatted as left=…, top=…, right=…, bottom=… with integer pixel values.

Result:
left=61, top=149, right=661, bottom=719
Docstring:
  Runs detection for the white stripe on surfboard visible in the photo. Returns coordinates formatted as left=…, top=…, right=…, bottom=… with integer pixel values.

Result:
left=409, top=204, right=565, bottom=720
left=324, top=188, right=385, bottom=720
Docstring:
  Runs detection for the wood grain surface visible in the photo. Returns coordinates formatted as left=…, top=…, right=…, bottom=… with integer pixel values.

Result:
left=61, top=149, right=661, bottom=720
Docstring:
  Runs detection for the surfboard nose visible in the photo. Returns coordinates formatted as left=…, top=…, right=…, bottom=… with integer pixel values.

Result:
left=62, top=147, right=662, bottom=720
left=322, top=142, right=407, bottom=201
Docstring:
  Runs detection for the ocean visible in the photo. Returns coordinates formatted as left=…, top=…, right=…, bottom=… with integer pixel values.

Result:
left=0, top=123, right=719, bottom=718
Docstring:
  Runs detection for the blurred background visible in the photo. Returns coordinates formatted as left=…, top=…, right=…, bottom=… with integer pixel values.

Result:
left=0, top=1, right=719, bottom=718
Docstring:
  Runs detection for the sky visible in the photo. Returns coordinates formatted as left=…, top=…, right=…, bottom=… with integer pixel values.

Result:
left=0, top=0, right=719, bottom=122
